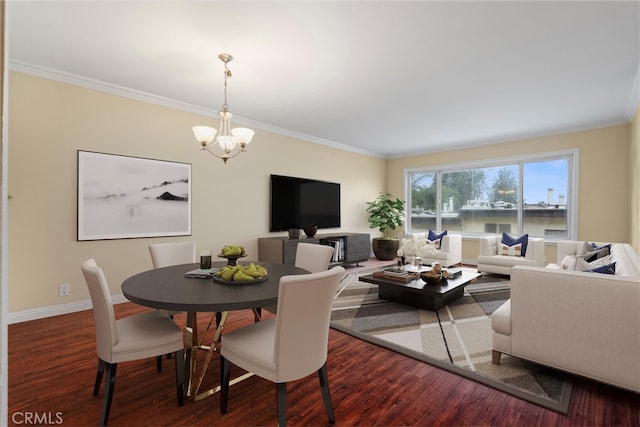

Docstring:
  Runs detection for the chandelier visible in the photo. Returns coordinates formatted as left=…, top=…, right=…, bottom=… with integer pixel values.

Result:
left=192, top=54, right=255, bottom=164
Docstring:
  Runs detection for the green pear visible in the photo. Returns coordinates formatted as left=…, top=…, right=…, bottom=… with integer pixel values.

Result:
left=242, top=263, right=261, bottom=278
left=233, top=270, right=254, bottom=281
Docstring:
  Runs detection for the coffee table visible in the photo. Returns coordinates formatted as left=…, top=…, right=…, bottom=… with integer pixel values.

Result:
left=359, top=268, right=481, bottom=311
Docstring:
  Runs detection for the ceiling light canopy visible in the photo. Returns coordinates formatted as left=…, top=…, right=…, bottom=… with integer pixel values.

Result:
left=192, top=54, right=254, bottom=164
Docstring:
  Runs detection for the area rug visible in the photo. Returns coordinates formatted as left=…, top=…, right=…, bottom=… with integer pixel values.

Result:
left=331, top=268, right=574, bottom=414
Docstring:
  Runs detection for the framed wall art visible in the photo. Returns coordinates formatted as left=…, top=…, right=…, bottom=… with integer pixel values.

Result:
left=77, top=150, right=192, bottom=241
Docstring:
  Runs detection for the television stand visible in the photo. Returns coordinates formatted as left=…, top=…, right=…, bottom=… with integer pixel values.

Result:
left=258, top=232, right=370, bottom=266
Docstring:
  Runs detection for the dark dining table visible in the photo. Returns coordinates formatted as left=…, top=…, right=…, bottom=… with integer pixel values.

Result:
left=121, top=261, right=308, bottom=400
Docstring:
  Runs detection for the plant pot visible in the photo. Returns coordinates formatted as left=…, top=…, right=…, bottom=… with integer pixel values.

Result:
left=372, top=238, right=399, bottom=261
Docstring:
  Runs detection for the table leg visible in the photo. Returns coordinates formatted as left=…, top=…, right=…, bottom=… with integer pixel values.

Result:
left=184, top=312, right=200, bottom=397
left=191, top=311, right=229, bottom=400
left=185, top=310, right=259, bottom=401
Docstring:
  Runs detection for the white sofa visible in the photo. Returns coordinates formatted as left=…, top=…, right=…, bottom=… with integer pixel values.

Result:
left=491, top=241, right=640, bottom=393
left=404, top=233, right=462, bottom=267
left=477, top=235, right=545, bottom=275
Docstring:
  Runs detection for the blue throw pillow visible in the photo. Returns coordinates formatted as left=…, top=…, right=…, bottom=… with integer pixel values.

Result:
left=428, top=230, right=447, bottom=249
left=501, top=233, right=528, bottom=257
left=586, top=262, right=616, bottom=275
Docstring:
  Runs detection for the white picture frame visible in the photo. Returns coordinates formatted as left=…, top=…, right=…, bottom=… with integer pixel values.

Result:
left=77, top=150, right=192, bottom=241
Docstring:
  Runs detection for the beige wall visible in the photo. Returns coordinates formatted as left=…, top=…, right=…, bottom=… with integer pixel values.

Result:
left=631, top=106, right=639, bottom=251
left=8, top=71, right=638, bottom=315
left=386, top=125, right=633, bottom=263
left=8, top=72, right=386, bottom=313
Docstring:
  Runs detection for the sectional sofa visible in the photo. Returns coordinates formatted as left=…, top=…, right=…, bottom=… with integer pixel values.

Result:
left=491, top=241, right=640, bottom=392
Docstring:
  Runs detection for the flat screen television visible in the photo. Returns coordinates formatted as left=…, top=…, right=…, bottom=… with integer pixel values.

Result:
left=270, top=174, right=341, bottom=231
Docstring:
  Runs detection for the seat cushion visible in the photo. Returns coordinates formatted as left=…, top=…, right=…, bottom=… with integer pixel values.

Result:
left=111, top=310, right=184, bottom=363
left=220, top=319, right=278, bottom=382
left=477, top=255, right=539, bottom=268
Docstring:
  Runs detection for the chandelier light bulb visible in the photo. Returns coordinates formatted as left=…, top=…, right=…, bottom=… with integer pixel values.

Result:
left=192, top=126, right=217, bottom=145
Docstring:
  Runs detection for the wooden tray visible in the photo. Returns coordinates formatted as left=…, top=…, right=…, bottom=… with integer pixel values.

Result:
left=372, top=271, right=420, bottom=283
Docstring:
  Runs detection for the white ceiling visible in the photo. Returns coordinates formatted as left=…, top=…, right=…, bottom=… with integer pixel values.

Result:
left=7, top=1, right=640, bottom=158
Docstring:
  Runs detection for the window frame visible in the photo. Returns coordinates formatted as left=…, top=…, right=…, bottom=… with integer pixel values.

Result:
left=403, top=149, right=579, bottom=241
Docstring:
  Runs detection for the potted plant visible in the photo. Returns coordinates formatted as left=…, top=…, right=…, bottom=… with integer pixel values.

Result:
left=366, top=192, right=406, bottom=260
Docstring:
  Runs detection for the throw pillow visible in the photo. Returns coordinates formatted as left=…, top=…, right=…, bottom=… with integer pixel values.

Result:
left=576, top=241, right=593, bottom=257
left=585, top=243, right=612, bottom=261
left=573, top=258, right=592, bottom=272
left=499, top=242, right=522, bottom=257
left=573, top=256, right=614, bottom=272
left=501, top=233, right=528, bottom=257
left=576, top=242, right=611, bottom=262
left=428, top=230, right=447, bottom=249
left=586, top=254, right=612, bottom=268
left=580, top=246, right=610, bottom=263
left=590, top=242, right=611, bottom=253
left=560, top=255, right=577, bottom=270
left=586, top=262, right=616, bottom=275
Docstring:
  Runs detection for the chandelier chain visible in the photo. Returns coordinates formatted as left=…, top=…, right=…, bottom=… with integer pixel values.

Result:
left=222, top=63, right=231, bottom=112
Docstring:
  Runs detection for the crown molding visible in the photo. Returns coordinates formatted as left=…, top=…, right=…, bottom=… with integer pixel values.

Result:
left=9, top=60, right=386, bottom=159
left=624, top=66, right=640, bottom=121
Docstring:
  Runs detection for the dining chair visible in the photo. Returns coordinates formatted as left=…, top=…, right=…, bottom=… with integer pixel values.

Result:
left=220, top=266, right=345, bottom=426
left=264, top=242, right=335, bottom=315
left=148, top=241, right=197, bottom=369
left=294, top=242, right=336, bottom=273
left=81, top=258, right=184, bottom=427
left=149, top=241, right=197, bottom=269
left=148, top=241, right=197, bottom=319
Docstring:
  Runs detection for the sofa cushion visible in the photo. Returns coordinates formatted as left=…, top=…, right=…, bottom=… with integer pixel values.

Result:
left=477, top=254, right=540, bottom=268
left=499, top=243, right=522, bottom=257
left=574, top=255, right=613, bottom=272
left=582, top=247, right=611, bottom=263
left=573, top=241, right=611, bottom=263
left=502, top=233, right=528, bottom=256
left=576, top=241, right=593, bottom=257
left=586, top=262, right=616, bottom=275
left=591, top=242, right=612, bottom=254
left=560, top=255, right=577, bottom=270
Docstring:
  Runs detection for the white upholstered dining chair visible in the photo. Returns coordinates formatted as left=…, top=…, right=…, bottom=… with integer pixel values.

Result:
left=264, top=242, right=335, bottom=315
left=148, top=241, right=197, bottom=319
left=220, top=266, right=344, bottom=426
left=81, top=258, right=184, bottom=427
left=148, top=241, right=197, bottom=368
left=149, top=241, right=197, bottom=269
left=294, top=242, right=335, bottom=273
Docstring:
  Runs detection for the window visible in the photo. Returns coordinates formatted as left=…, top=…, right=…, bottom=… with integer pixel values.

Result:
left=404, top=150, right=578, bottom=240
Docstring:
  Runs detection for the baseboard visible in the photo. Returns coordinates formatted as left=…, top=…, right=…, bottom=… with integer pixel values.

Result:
left=8, top=294, right=129, bottom=324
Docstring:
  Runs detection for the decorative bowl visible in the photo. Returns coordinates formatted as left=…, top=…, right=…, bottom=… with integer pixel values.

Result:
left=420, top=270, right=448, bottom=285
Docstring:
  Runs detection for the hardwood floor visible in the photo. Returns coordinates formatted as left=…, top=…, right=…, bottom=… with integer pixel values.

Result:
left=8, top=302, right=639, bottom=426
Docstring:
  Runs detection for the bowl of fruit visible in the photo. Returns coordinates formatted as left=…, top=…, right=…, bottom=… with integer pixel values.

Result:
left=218, top=245, right=247, bottom=265
left=212, top=262, right=268, bottom=285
